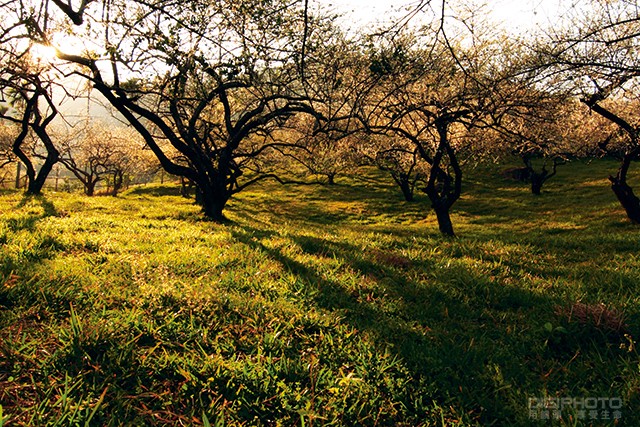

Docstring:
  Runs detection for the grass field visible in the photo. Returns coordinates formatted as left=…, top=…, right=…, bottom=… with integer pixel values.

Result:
left=1, top=160, right=639, bottom=426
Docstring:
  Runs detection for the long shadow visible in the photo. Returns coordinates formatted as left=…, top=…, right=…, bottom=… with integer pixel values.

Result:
left=6, top=193, right=61, bottom=232
left=17, top=193, right=58, bottom=214
left=230, top=224, right=559, bottom=424
left=230, top=175, right=431, bottom=227
left=231, top=169, right=640, bottom=422
left=126, top=184, right=184, bottom=197
left=226, top=164, right=640, bottom=423
left=1, top=194, right=64, bottom=308
left=234, top=169, right=576, bottom=231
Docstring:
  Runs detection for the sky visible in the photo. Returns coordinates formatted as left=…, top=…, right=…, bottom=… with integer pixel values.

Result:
left=4, top=0, right=572, bottom=121
left=488, top=0, right=569, bottom=31
left=317, top=0, right=569, bottom=34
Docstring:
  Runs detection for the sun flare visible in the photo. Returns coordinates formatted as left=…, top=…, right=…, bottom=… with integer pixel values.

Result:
left=29, top=43, right=58, bottom=63
left=29, top=32, right=87, bottom=64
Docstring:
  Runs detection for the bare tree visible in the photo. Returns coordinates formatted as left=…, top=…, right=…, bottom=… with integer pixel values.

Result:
left=274, top=114, right=360, bottom=185
left=535, top=0, right=640, bottom=221
left=488, top=93, right=610, bottom=194
left=0, top=1, right=64, bottom=195
left=358, top=18, right=503, bottom=236
left=57, top=121, right=158, bottom=196
left=355, top=134, right=428, bottom=202
left=7, top=0, right=343, bottom=221
left=0, top=69, right=60, bottom=195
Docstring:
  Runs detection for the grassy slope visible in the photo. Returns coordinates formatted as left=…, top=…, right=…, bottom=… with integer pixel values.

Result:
left=0, top=160, right=639, bottom=426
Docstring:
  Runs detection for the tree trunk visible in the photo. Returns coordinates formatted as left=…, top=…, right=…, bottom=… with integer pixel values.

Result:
left=610, top=177, right=640, bottom=223
left=327, top=173, right=336, bottom=185
left=19, top=160, right=37, bottom=194
left=180, top=177, right=191, bottom=197
left=112, top=171, right=124, bottom=196
left=196, top=184, right=229, bottom=223
left=399, top=178, right=415, bottom=202
left=420, top=118, right=462, bottom=238
left=10, top=89, right=61, bottom=196
left=85, top=181, right=96, bottom=196
left=610, top=151, right=640, bottom=223
left=27, top=166, right=50, bottom=195
left=530, top=174, right=544, bottom=195
left=581, top=98, right=640, bottom=223
left=526, top=160, right=563, bottom=196
left=433, top=201, right=455, bottom=237
left=26, top=151, right=59, bottom=195
left=26, top=123, right=60, bottom=195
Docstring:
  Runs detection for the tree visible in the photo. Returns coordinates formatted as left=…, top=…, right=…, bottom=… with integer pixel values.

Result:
left=355, top=134, right=428, bottom=202
left=0, top=1, right=63, bottom=195
left=358, top=17, right=503, bottom=236
left=274, top=114, right=360, bottom=185
left=583, top=85, right=640, bottom=222
left=8, top=85, right=60, bottom=195
left=487, top=93, right=610, bottom=194
left=57, top=121, right=158, bottom=196
left=0, top=68, right=60, bottom=196
left=13, top=0, right=336, bottom=221
left=535, top=0, right=640, bottom=221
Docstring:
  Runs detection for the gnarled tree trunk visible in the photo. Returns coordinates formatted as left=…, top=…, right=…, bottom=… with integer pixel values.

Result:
left=12, top=90, right=60, bottom=195
left=195, top=179, right=231, bottom=223
left=522, top=155, right=563, bottom=196
left=421, top=119, right=463, bottom=238
left=27, top=125, right=59, bottom=195
left=399, top=178, right=415, bottom=202
left=610, top=151, right=640, bottom=223
left=432, top=200, right=455, bottom=236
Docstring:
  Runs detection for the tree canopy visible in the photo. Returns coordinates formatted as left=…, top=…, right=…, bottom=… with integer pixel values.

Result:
left=2, top=0, right=640, bottom=232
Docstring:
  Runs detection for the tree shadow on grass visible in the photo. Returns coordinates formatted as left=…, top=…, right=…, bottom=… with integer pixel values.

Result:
left=126, top=184, right=184, bottom=197
left=0, top=194, right=67, bottom=309
left=230, top=176, right=431, bottom=227
left=5, top=193, right=61, bottom=233
left=16, top=193, right=58, bottom=214
left=230, top=224, right=561, bottom=424
left=224, top=165, right=640, bottom=424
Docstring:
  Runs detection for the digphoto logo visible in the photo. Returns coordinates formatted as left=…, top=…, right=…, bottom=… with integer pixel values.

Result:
left=528, top=397, right=623, bottom=421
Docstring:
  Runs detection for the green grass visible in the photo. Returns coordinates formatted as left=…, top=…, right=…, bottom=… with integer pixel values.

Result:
left=0, top=159, right=639, bottom=426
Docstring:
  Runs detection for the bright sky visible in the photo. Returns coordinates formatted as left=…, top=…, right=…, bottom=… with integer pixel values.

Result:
left=29, top=0, right=571, bottom=122
left=489, top=0, right=570, bottom=32
left=318, top=0, right=569, bottom=34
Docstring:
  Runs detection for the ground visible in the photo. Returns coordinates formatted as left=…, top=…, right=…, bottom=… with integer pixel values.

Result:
left=0, top=160, right=638, bottom=426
